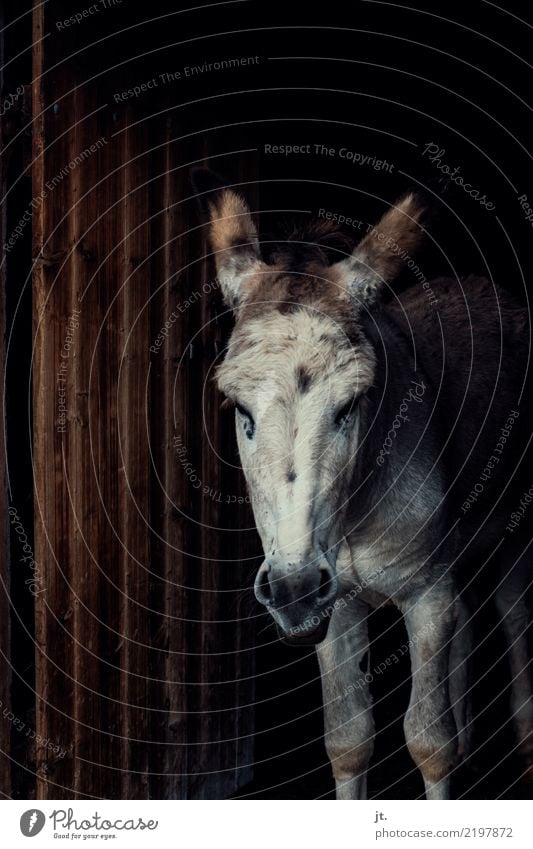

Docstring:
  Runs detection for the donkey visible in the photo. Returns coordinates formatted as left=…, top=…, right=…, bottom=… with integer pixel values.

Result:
left=192, top=169, right=533, bottom=799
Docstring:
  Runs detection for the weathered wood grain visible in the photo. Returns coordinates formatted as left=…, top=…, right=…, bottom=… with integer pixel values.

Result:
left=31, top=0, right=259, bottom=797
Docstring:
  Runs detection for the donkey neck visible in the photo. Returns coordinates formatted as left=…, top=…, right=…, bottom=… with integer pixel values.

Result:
left=348, top=306, right=439, bottom=534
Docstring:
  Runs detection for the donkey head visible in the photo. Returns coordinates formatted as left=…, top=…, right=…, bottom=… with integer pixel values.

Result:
left=194, top=170, right=426, bottom=644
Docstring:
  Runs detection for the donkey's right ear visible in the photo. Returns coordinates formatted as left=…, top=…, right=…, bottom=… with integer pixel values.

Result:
left=190, top=168, right=266, bottom=312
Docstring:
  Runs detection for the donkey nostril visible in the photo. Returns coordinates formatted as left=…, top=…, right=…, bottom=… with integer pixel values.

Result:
left=318, top=569, right=330, bottom=598
left=260, top=571, right=271, bottom=600
left=317, top=567, right=335, bottom=604
left=255, top=567, right=272, bottom=606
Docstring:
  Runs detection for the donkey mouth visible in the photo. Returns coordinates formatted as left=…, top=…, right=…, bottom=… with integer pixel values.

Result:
left=276, top=616, right=330, bottom=647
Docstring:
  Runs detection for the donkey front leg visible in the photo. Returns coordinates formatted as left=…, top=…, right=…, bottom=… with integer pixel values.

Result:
left=494, top=544, right=533, bottom=780
left=449, top=596, right=473, bottom=763
left=402, top=588, right=459, bottom=800
left=316, top=598, right=375, bottom=799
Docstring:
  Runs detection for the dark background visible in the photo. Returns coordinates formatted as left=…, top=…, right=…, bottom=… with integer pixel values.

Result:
left=2, top=0, right=532, bottom=799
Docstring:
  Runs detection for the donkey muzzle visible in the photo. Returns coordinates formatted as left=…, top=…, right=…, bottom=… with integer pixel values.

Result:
left=254, top=556, right=337, bottom=644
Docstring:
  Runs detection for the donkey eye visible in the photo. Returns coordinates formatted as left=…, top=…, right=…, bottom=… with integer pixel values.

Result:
left=235, top=402, right=255, bottom=439
left=235, top=401, right=253, bottom=420
left=334, top=396, right=358, bottom=428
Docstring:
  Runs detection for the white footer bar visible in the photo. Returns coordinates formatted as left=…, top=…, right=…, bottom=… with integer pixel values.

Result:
left=3, top=799, right=531, bottom=848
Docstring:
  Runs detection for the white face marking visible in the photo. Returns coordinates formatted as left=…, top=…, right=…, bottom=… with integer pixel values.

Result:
left=218, top=308, right=376, bottom=565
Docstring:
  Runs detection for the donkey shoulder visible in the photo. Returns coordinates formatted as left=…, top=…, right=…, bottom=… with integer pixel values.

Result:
left=389, top=276, right=530, bottom=539
left=388, top=275, right=527, bottom=385
left=391, top=275, right=526, bottom=342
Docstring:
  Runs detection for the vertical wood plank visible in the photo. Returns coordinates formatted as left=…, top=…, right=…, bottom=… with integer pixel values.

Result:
left=68, top=75, right=103, bottom=802
left=149, top=119, right=194, bottom=799
left=117, top=112, right=151, bottom=798
left=69, top=81, right=120, bottom=800
left=33, top=1, right=78, bottom=796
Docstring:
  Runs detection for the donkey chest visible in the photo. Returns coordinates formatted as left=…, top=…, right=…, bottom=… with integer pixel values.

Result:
left=341, top=537, right=427, bottom=604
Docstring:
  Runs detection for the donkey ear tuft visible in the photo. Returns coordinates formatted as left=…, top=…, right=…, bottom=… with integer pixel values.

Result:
left=190, top=168, right=267, bottom=312
left=333, top=192, right=428, bottom=308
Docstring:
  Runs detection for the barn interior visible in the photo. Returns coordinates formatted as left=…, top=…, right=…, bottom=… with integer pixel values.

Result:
left=1, top=0, right=532, bottom=799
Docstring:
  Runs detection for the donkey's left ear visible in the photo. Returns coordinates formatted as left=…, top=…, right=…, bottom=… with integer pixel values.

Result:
left=333, top=192, right=427, bottom=307
left=191, top=168, right=267, bottom=312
